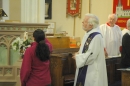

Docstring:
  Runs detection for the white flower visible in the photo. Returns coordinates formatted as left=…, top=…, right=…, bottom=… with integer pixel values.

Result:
left=12, top=46, right=16, bottom=50
left=19, top=39, right=23, bottom=45
left=16, top=37, right=21, bottom=41
left=11, top=31, right=31, bottom=56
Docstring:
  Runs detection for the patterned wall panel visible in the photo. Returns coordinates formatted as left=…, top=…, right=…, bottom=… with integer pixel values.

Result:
left=0, top=66, right=15, bottom=81
left=4, top=68, right=13, bottom=76
left=0, top=45, right=7, bottom=65
left=0, top=35, right=19, bottom=65
left=16, top=67, right=20, bottom=77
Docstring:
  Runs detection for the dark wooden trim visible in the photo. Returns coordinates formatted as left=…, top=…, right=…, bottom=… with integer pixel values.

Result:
left=52, top=48, right=79, bottom=54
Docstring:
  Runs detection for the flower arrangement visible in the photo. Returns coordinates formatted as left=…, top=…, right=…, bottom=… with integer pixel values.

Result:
left=11, top=32, right=31, bottom=57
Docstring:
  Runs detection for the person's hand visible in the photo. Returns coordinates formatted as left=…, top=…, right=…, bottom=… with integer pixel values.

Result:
left=72, top=54, right=75, bottom=59
left=104, top=49, right=108, bottom=58
left=72, top=52, right=79, bottom=59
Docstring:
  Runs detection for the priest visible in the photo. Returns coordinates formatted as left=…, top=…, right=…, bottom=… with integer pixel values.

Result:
left=72, top=13, right=108, bottom=86
left=100, top=14, right=122, bottom=57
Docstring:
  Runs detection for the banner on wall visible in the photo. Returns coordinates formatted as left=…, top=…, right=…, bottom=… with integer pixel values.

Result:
left=66, top=0, right=82, bottom=18
left=113, top=0, right=130, bottom=28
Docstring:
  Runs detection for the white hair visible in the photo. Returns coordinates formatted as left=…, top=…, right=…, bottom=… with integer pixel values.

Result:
left=108, top=14, right=118, bottom=21
left=127, top=19, right=130, bottom=27
left=85, top=13, right=99, bottom=28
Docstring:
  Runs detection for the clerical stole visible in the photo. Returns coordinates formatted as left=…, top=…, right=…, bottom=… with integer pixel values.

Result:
left=76, top=32, right=100, bottom=86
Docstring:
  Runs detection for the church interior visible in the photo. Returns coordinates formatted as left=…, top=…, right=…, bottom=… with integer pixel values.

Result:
left=0, top=0, right=130, bottom=86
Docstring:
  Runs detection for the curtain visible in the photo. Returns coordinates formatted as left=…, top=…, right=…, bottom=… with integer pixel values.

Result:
left=21, top=0, right=45, bottom=23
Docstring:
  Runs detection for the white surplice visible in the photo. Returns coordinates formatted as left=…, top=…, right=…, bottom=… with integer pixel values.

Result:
left=100, top=24, right=122, bottom=57
left=74, top=27, right=108, bottom=86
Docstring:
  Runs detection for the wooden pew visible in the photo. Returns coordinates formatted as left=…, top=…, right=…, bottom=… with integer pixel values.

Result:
left=106, top=57, right=121, bottom=86
left=50, top=48, right=79, bottom=86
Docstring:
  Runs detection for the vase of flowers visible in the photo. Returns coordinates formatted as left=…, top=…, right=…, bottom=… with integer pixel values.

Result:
left=11, top=32, right=31, bottom=59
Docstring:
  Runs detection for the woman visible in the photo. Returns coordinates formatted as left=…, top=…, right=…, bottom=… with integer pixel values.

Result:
left=20, top=29, right=52, bottom=86
left=121, top=19, right=130, bottom=68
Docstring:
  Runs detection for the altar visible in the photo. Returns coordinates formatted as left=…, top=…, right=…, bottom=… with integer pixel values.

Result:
left=0, top=22, right=49, bottom=86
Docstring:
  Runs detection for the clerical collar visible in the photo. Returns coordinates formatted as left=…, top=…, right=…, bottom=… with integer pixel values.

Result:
left=106, top=23, right=110, bottom=26
left=106, top=23, right=115, bottom=27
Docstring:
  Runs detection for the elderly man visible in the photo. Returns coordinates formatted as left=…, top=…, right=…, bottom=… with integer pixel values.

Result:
left=121, top=19, right=130, bottom=68
left=100, top=14, right=122, bottom=57
left=72, top=13, right=108, bottom=86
